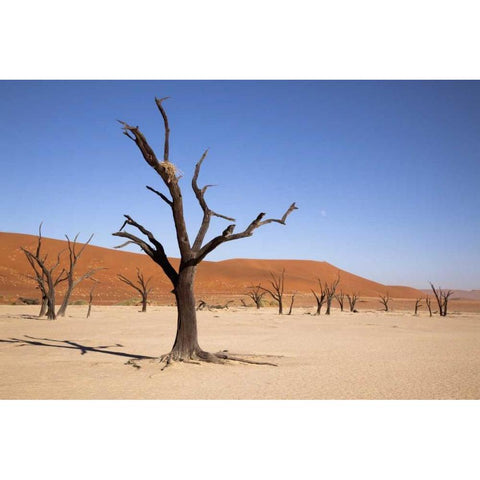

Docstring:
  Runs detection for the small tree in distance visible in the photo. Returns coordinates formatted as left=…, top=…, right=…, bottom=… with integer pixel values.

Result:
left=259, top=270, right=287, bottom=315
left=287, top=294, right=295, bottom=315
left=429, top=282, right=454, bottom=317
left=21, top=223, right=68, bottom=320
left=311, top=279, right=327, bottom=315
left=414, top=298, right=422, bottom=315
left=86, top=280, right=98, bottom=318
left=113, top=98, right=297, bottom=367
left=325, top=275, right=340, bottom=315
left=346, top=292, right=359, bottom=312
left=117, top=269, right=154, bottom=312
left=57, top=233, right=104, bottom=317
left=425, top=295, right=433, bottom=317
left=336, top=290, right=345, bottom=312
left=378, top=292, right=390, bottom=312
left=246, top=284, right=267, bottom=309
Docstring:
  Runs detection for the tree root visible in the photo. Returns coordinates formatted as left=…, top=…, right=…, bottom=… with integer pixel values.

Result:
left=125, top=349, right=280, bottom=370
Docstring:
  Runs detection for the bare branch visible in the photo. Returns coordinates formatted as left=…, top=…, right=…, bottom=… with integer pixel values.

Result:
left=154, top=96, right=171, bottom=161
left=112, top=220, right=178, bottom=287
left=112, top=231, right=156, bottom=258
left=191, top=149, right=236, bottom=251
left=146, top=185, right=173, bottom=207
left=118, top=120, right=160, bottom=169
left=195, top=203, right=297, bottom=264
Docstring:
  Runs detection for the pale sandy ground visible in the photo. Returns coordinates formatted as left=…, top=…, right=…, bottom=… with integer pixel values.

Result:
left=0, top=305, right=479, bottom=399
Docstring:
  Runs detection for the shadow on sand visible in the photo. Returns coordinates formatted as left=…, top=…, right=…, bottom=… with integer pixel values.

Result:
left=0, top=335, right=155, bottom=360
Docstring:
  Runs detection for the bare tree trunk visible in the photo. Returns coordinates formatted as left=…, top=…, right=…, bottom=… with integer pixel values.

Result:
left=141, top=295, right=148, bottom=312
left=57, top=279, right=74, bottom=317
left=414, top=298, right=422, bottom=315
left=170, top=266, right=200, bottom=359
left=46, top=275, right=56, bottom=320
left=425, top=297, right=432, bottom=317
left=336, top=291, right=345, bottom=311
left=39, top=295, right=48, bottom=317
left=288, top=295, right=295, bottom=315
left=347, top=293, right=359, bottom=312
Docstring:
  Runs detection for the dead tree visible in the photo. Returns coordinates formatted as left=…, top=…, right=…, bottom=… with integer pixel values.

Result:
left=117, top=269, right=154, bottom=312
left=425, top=296, right=433, bottom=317
left=287, top=294, right=295, bottom=315
left=259, top=270, right=287, bottom=315
left=311, top=279, right=327, bottom=315
left=86, top=281, right=98, bottom=318
left=57, top=233, right=104, bottom=317
left=113, top=98, right=296, bottom=366
left=378, top=292, right=390, bottom=312
left=21, top=224, right=68, bottom=320
left=429, top=283, right=454, bottom=317
left=414, top=298, right=422, bottom=315
left=336, top=290, right=345, bottom=312
left=325, top=275, right=340, bottom=315
left=346, top=292, right=359, bottom=312
left=246, top=284, right=267, bottom=309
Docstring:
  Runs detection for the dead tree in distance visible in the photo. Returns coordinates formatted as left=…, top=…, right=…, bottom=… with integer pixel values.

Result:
left=414, top=298, right=422, bottom=315
left=378, top=292, right=390, bottom=312
left=311, top=279, right=327, bottom=315
left=113, top=98, right=297, bottom=366
left=117, top=269, right=154, bottom=312
left=57, top=233, right=104, bottom=317
left=21, top=224, right=68, bottom=320
left=287, top=294, right=295, bottom=315
left=258, top=270, right=287, bottom=315
left=22, top=224, right=48, bottom=316
left=325, top=275, right=340, bottom=315
left=346, top=292, right=359, bottom=312
left=86, top=281, right=98, bottom=318
left=246, top=284, right=267, bottom=309
left=429, top=283, right=454, bottom=317
left=336, top=290, right=345, bottom=312
left=425, top=295, right=433, bottom=317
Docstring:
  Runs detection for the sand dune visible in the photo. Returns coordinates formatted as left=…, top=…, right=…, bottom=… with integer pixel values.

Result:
left=1, top=232, right=424, bottom=306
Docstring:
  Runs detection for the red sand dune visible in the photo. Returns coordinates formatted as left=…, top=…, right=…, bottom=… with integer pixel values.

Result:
left=0, top=232, right=424, bottom=306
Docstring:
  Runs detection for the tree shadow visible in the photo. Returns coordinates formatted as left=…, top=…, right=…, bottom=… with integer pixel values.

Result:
left=0, top=335, right=155, bottom=360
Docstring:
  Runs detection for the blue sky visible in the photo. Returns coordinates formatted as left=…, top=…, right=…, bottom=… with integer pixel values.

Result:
left=1, top=80, right=479, bottom=289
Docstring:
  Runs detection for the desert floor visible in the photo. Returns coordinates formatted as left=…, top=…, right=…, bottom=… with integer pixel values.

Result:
left=0, top=305, right=479, bottom=399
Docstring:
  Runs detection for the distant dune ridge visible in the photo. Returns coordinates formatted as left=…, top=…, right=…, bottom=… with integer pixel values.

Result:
left=0, top=232, right=428, bottom=306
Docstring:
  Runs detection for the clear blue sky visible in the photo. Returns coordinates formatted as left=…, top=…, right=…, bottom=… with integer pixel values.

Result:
left=1, top=80, right=479, bottom=289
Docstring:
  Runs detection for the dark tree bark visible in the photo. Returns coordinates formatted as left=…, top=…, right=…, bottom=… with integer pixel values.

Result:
left=246, top=284, right=267, bottom=309
left=311, top=279, right=327, bottom=315
left=22, top=224, right=68, bottom=320
left=57, top=233, right=103, bottom=317
left=287, top=294, right=295, bottom=315
left=258, top=270, right=286, bottom=314
left=336, top=290, right=345, bottom=312
left=378, top=292, right=390, bottom=312
left=86, top=282, right=98, bottom=318
left=39, top=294, right=48, bottom=317
left=117, top=269, right=153, bottom=312
left=429, top=283, right=454, bottom=317
left=113, top=98, right=297, bottom=367
left=414, top=298, right=422, bottom=315
left=325, top=275, right=340, bottom=315
left=425, top=296, right=433, bottom=317
left=346, top=292, right=359, bottom=312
